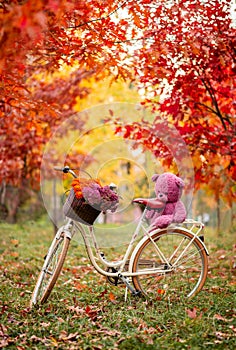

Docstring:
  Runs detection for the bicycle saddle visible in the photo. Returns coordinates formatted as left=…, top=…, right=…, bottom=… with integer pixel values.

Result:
left=132, top=198, right=165, bottom=209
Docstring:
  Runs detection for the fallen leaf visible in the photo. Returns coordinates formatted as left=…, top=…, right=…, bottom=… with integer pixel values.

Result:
left=98, top=289, right=108, bottom=298
left=109, top=292, right=117, bottom=304
left=74, top=281, right=87, bottom=291
left=157, top=289, right=165, bottom=295
left=215, top=331, right=232, bottom=340
left=214, top=314, right=233, bottom=322
left=40, top=321, right=50, bottom=327
left=186, top=307, right=202, bottom=319
left=10, top=252, right=19, bottom=258
left=50, top=336, right=58, bottom=346
left=59, top=331, right=79, bottom=341
left=10, top=239, right=19, bottom=246
left=85, top=305, right=99, bottom=320
left=68, top=305, right=85, bottom=315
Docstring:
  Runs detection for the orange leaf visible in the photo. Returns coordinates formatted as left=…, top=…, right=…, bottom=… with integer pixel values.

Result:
left=109, top=292, right=117, bottom=303
left=10, top=239, right=19, bottom=246
left=157, top=289, right=165, bottom=295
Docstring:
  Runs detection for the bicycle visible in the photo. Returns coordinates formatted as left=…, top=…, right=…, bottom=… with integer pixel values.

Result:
left=30, top=166, right=209, bottom=307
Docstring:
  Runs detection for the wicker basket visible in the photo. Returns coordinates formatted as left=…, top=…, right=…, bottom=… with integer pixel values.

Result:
left=63, top=189, right=101, bottom=225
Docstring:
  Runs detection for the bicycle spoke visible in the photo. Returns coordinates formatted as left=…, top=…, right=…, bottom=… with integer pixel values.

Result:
left=132, top=229, right=208, bottom=300
left=30, top=233, right=70, bottom=306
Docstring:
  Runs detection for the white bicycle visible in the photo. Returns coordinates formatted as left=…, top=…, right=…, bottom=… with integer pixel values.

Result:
left=30, top=166, right=209, bottom=306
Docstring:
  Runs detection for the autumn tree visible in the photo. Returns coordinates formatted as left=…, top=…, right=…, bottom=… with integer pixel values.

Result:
left=0, top=0, right=153, bottom=221
left=112, top=0, right=236, bottom=215
left=1, top=0, right=236, bottom=223
left=0, top=0, right=133, bottom=221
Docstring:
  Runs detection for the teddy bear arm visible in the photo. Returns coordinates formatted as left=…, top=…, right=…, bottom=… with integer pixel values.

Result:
left=146, top=209, right=161, bottom=223
left=145, top=209, right=154, bottom=220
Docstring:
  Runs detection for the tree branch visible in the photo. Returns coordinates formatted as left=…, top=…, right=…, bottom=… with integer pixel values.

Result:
left=68, top=0, right=131, bottom=29
left=200, top=76, right=230, bottom=129
left=194, top=101, right=221, bottom=117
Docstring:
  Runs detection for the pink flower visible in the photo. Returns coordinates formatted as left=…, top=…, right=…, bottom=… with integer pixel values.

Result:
left=82, top=184, right=119, bottom=212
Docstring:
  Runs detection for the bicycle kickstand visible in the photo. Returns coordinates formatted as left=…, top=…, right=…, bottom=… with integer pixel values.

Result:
left=118, top=273, right=141, bottom=298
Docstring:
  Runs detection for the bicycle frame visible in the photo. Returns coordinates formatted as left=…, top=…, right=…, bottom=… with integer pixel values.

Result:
left=57, top=208, right=209, bottom=281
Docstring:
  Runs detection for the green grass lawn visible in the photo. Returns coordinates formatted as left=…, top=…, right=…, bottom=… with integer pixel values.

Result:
left=0, top=217, right=235, bottom=349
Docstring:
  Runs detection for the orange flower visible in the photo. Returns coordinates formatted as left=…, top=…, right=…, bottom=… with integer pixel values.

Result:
left=71, top=178, right=101, bottom=199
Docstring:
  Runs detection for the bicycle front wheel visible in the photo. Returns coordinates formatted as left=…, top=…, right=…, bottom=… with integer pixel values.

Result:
left=132, top=229, right=208, bottom=301
left=30, top=232, right=70, bottom=307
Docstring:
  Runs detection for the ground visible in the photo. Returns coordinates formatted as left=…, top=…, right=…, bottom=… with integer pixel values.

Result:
left=0, top=218, right=235, bottom=349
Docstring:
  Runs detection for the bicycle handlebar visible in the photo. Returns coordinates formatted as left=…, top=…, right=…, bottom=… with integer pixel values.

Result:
left=54, top=165, right=77, bottom=178
left=54, top=166, right=117, bottom=191
left=54, top=165, right=117, bottom=191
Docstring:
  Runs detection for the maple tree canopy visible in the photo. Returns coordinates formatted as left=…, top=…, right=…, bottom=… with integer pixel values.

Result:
left=0, top=0, right=235, bottom=206
left=119, top=0, right=236, bottom=204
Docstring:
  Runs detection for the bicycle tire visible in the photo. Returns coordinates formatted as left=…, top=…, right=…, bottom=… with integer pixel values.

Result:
left=132, top=228, right=208, bottom=301
left=30, top=232, right=70, bottom=306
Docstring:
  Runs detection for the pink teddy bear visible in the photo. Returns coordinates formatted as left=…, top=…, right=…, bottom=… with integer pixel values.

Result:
left=146, top=172, right=186, bottom=229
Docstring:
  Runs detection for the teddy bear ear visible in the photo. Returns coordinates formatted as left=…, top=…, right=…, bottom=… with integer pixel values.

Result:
left=151, top=174, right=160, bottom=182
left=175, top=176, right=185, bottom=188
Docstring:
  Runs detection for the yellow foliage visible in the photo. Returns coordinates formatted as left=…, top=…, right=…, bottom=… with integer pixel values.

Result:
left=74, top=76, right=141, bottom=111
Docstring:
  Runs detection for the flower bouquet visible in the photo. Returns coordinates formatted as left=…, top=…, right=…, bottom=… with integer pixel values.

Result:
left=63, top=177, right=119, bottom=225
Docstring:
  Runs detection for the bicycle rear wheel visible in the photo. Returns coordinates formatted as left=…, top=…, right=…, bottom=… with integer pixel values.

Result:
left=132, top=229, right=208, bottom=301
left=30, top=232, right=70, bottom=307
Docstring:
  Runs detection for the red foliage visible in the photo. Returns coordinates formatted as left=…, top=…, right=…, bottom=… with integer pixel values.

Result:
left=0, top=0, right=139, bottom=186
left=117, top=0, right=235, bottom=200
left=0, top=0, right=235, bottom=203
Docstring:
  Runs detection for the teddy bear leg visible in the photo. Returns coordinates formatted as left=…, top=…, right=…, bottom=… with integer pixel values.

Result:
left=153, top=215, right=174, bottom=229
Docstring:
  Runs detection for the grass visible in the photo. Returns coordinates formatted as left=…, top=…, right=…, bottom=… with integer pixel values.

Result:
left=0, top=217, right=235, bottom=349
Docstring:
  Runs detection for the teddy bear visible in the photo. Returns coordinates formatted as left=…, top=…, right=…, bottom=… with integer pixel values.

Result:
left=146, top=172, right=186, bottom=229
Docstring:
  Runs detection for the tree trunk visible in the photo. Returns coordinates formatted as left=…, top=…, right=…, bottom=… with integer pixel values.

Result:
left=5, top=187, right=21, bottom=223
left=231, top=205, right=235, bottom=230
left=4, top=182, right=34, bottom=223
left=216, top=197, right=220, bottom=235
